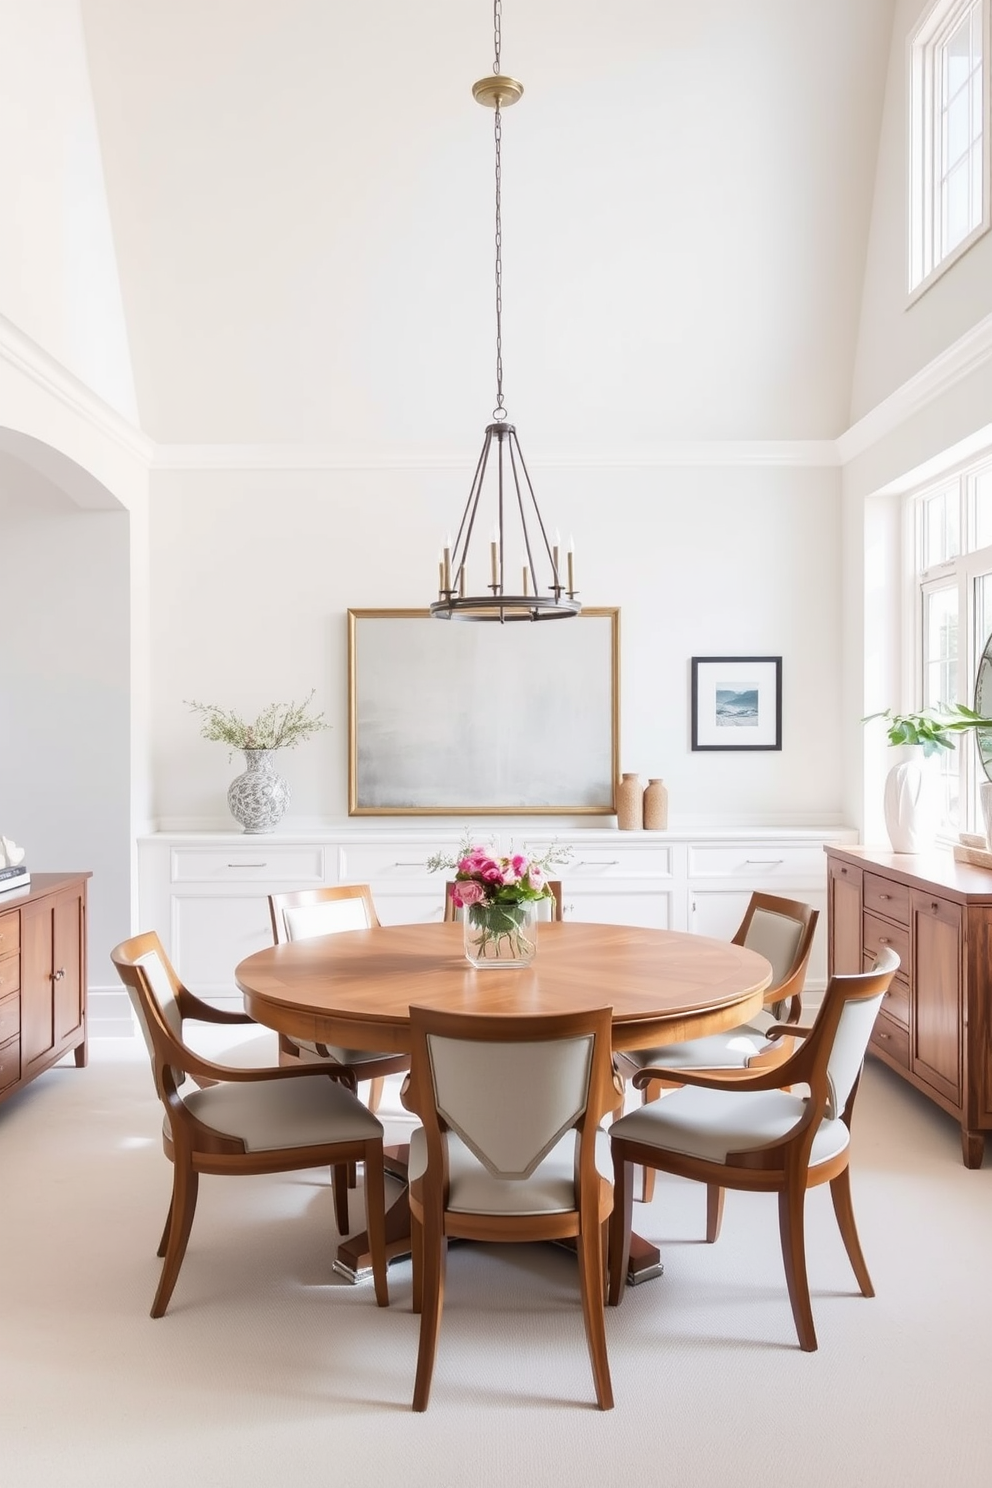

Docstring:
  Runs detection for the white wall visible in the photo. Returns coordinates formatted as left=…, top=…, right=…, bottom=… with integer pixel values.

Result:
left=148, top=459, right=845, bottom=830
left=0, top=454, right=131, bottom=976
left=851, top=0, right=992, bottom=422
left=0, top=0, right=136, bottom=420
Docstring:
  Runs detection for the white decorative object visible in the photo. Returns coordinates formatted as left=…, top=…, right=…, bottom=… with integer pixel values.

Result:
left=0, top=836, right=25, bottom=867
left=979, top=782, right=992, bottom=850
left=227, top=751, right=291, bottom=834
left=883, top=753, right=940, bottom=853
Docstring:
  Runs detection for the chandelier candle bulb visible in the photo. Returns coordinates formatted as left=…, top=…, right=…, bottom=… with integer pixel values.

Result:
left=442, top=544, right=451, bottom=593
left=458, top=565, right=466, bottom=598
left=567, top=537, right=575, bottom=595
left=522, top=564, right=530, bottom=596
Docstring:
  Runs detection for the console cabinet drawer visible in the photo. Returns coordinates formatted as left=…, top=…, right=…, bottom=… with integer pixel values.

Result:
left=863, top=913, right=910, bottom=969
left=0, top=911, right=19, bottom=958
left=688, top=844, right=824, bottom=879
left=0, top=1036, right=19, bottom=1092
left=0, top=992, right=19, bottom=1044
left=869, top=1009, right=910, bottom=1070
left=863, top=873, right=910, bottom=925
left=171, top=847, right=325, bottom=883
left=0, top=953, right=19, bottom=997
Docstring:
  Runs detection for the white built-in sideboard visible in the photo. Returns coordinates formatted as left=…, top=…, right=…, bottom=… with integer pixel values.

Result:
left=137, top=825, right=857, bottom=1003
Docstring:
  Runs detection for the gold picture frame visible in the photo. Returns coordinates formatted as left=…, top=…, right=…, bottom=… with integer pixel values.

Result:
left=348, top=608, right=620, bottom=815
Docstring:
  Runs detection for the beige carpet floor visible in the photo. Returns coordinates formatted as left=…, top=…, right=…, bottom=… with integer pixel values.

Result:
left=1, top=1028, right=991, bottom=1488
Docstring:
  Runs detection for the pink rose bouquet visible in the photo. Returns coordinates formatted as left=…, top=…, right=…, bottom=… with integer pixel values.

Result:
left=427, top=838, right=569, bottom=963
left=449, top=847, right=552, bottom=910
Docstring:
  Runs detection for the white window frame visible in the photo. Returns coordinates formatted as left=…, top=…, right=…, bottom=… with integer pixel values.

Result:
left=909, top=0, right=990, bottom=298
left=911, top=453, right=992, bottom=836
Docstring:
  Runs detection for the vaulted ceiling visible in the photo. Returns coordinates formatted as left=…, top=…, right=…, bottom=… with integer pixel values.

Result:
left=80, top=0, right=896, bottom=450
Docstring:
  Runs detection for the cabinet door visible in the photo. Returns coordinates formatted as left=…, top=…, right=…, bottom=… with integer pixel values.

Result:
left=53, top=887, right=85, bottom=1043
left=20, top=899, right=54, bottom=1067
left=911, top=891, right=963, bottom=1106
left=827, top=857, right=863, bottom=976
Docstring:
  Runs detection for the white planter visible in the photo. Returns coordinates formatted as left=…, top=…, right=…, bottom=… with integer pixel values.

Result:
left=883, top=752, right=940, bottom=853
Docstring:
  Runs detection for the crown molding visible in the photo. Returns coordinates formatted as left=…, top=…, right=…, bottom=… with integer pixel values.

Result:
left=150, top=439, right=840, bottom=472
left=837, top=309, right=992, bottom=465
left=0, top=312, right=154, bottom=466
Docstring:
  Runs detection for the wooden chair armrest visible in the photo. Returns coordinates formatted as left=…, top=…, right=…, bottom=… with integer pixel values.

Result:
left=178, top=989, right=256, bottom=1026
left=631, top=1061, right=802, bottom=1095
left=177, top=1049, right=360, bottom=1085
left=766, top=1023, right=814, bottom=1040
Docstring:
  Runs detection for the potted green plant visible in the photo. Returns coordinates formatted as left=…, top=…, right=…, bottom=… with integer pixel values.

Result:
left=863, top=703, right=989, bottom=852
left=186, top=690, right=328, bottom=833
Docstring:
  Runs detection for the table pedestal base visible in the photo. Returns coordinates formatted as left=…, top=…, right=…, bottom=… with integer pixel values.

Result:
left=331, top=1144, right=663, bottom=1287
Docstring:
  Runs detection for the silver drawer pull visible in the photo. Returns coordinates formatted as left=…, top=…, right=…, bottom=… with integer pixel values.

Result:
left=744, top=858, right=785, bottom=866
left=394, top=861, right=427, bottom=867
left=576, top=860, right=620, bottom=867
left=228, top=863, right=267, bottom=868
left=878, top=936, right=890, bottom=944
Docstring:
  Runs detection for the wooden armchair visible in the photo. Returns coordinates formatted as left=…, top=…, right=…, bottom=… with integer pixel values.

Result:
left=268, top=885, right=410, bottom=1111
left=617, top=893, right=818, bottom=1200
left=607, top=947, right=899, bottom=1351
left=110, top=931, right=388, bottom=1318
left=404, top=1004, right=620, bottom=1410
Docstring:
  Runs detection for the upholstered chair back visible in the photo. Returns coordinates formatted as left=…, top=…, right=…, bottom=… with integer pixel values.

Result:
left=269, top=885, right=380, bottom=944
left=742, top=907, right=805, bottom=987
left=425, top=1033, right=595, bottom=1180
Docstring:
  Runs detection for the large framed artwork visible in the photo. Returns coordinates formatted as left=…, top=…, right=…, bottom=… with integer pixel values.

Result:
left=691, top=656, right=782, bottom=751
left=348, top=608, right=620, bottom=814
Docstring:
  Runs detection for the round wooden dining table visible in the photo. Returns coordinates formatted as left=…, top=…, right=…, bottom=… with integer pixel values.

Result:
left=235, top=919, right=772, bottom=1283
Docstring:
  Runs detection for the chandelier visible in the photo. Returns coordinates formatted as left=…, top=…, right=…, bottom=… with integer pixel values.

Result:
left=430, top=0, right=579, bottom=622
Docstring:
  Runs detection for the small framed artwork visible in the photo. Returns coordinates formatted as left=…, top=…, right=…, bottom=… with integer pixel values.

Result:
left=691, top=656, right=782, bottom=751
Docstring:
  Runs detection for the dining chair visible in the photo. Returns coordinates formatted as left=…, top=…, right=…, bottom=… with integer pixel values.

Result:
left=404, top=1003, right=620, bottom=1411
left=607, top=946, right=900, bottom=1351
left=268, top=885, right=410, bottom=1112
left=616, top=892, right=818, bottom=1200
left=443, top=878, right=563, bottom=922
left=110, top=931, right=389, bottom=1318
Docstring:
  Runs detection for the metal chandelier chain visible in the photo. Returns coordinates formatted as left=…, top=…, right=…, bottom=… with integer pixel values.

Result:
left=492, top=0, right=506, bottom=420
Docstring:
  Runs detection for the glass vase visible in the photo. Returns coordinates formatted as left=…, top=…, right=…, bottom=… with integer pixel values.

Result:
left=463, top=900, right=538, bottom=968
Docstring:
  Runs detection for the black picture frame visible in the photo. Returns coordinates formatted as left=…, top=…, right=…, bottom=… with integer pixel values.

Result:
left=691, top=656, right=782, bottom=751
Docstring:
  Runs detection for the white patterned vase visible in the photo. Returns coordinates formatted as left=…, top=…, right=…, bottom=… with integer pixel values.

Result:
left=883, top=752, right=939, bottom=854
left=227, top=749, right=290, bottom=834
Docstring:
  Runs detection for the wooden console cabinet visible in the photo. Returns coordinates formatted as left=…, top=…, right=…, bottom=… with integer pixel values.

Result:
left=0, top=873, right=90, bottom=1107
left=826, top=846, right=992, bottom=1168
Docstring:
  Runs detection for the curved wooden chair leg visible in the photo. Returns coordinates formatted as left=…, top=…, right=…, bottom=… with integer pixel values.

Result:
left=362, top=1140, right=389, bottom=1308
left=332, top=1163, right=350, bottom=1236
left=366, top=1076, right=385, bottom=1114
left=412, top=1209, right=447, bottom=1412
left=705, top=1184, right=725, bottom=1242
left=152, top=1165, right=198, bottom=1319
left=778, top=1182, right=816, bottom=1352
left=607, top=1154, right=635, bottom=1306
left=410, top=1212, right=424, bottom=1315
left=156, top=1196, right=173, bottom=1258
left=577, top=1215, right=614, bottom=1409
left=829, top=1164, right=874, bottom=1297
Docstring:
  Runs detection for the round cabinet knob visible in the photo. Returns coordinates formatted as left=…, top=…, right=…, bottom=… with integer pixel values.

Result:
left=52, top=967, right=65, bottom=981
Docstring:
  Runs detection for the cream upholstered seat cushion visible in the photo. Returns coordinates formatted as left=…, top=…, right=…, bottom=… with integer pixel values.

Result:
left=408, top=1127, right=612, bottom=1215
left=624, top=1022, right=772, bottom=1071
left=176, top=1073, right=384, bottom=1153
left=609, top=1086, right=850, bottom=1168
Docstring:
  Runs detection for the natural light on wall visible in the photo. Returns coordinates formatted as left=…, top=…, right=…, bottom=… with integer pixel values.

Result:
left=909, top=0, right=989, bottom=292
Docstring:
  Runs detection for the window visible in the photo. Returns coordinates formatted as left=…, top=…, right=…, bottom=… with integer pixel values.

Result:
left=910, top=0, right=990, bottom=292
left=913, top=453, right=992, bottom=832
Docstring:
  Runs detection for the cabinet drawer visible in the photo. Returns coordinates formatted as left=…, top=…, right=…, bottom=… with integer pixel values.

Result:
left=0, top=911, right=19, bottom=958
left=863, top=913, right=909, bottom=972
left=0, top=992, right=20, bottom=1044
left=0, top=1035, right=19, bottom=1092
left=560, top=847, right=672, bottom=877
left=171, top=847, right=325, bottom=884
left=869, top=1010, right=910, bottom=1070
left=863, top=873, right=910, bottom=926
left=868, top=969, right=910, bottom=1029
left=687, top=844, right=824, bottom=879
left=339, top=843, right=453, bottom=881
left=0, top=952, right=19, bottom=998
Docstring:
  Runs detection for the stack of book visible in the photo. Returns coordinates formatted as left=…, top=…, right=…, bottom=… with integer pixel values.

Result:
left=0, top=863, right=30, bottom=895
